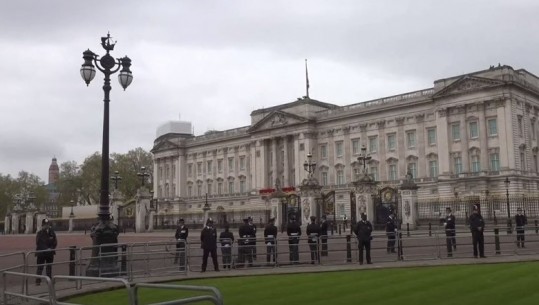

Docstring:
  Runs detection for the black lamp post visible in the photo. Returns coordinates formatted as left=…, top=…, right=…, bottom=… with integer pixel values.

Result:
left=80, top=33, right=133, bottom=277
left=137, top=166, right=150, bottom=187
left=111, top=171, right=122, bottom=190
left=303, top=152, right=317, bottom=178
left=357, top=145, right=372, bottom=174
left=504, top=177, right=512, bottom=234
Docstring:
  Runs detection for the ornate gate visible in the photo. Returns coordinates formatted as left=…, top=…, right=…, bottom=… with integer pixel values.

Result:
left=373, top=186, right=399, bottom=229
left=321, top=191, right=336, bottom=223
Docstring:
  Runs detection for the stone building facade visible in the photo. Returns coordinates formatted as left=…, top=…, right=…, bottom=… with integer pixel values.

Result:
left=152, top=65, right=539, bottom=227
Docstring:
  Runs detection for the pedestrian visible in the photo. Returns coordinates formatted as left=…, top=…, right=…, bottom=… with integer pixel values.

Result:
left=248, top=216, right=257, bottom=261
left=343, top=215, right=348, bottom=230
left=238, top=218, right=253, bottom=267
left=200, top=218, right=219, bottom=272
left=306, top=216, right=320, bottom=264
left=287, top=216, right=302, bottom=264
left=264, top=217, right=278, bottom=264
left=469, top=205, right=486, bottom=258
left=35, top=219, right=57, bottom=285
left=320, top=215, right=329, bottom=256
left=219, top=224, right=234, bottom=269
left=385, top=210, right=397, bottom=254
left=354, top=213, right=373, bottom=265
left=515, top=208, right=527, bottom=248
left=174, top=218, right=189, bottom=270
left=443, top=207, right=456, bottom=257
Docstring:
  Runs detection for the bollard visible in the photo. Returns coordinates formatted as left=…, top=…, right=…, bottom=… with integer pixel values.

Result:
left=406, top=223, right=410, bottom=237
left=330, top=223, right=334, bottom=235
left=338, top=224, right=342, bottom=235
left=535, top=220, right=538, bottom=234
left=121, top=245, right=127, bottom=275
left=494, top=228, right=501, bottom=255
left=346, top=235, right=352, bottom=263
left=69, top=246, right=77, bottom=276
left=428, top=223, right=432, bottom=237
left=398, top=232, right=404, bottom=260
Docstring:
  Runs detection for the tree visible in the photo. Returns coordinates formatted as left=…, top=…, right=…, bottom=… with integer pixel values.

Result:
left=111, top=147, right=153, bottom=200
left=78, top=152, right=102, bottom=205
left=0, top=171, right=47, bottom=218
left=56, top=161, right=83, bottom=207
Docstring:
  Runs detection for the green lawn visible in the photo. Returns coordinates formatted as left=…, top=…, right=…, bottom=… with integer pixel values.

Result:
left=68, top=262, right=539, bottom=305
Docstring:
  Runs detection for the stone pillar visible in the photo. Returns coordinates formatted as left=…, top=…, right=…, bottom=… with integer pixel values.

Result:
left=110, top=189, right=124, bottom=226
left=11, top=213, right=18, bottom=234
left=352, top=174, right=379, bottom=224
left=135, top=187, right=152, bottom=233
left=25, top=212, right=34, bottom=234
left=400, top=174, right=420, bottom=230
left=35, top=213, right=47, bottom=232
left=147, top=210, right=155, bottom=232
left=68, top=215, right=75, bottom=233
left=4, top=214, right=11, bottom=234
left=299, top=178, right=322, bottom=230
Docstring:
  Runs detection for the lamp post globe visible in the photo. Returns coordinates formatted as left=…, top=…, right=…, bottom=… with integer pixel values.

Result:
left=80, top=33, right=133, bottom=277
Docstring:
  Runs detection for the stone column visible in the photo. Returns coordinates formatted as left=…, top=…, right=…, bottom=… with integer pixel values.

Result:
left=400, top=176, right=420, bottom=230
left=135, top=187, right=152, bottom=233
left=352, top=174, right=379, bottom=223
left=68, top=214, right=75, bottom=233
left=11, top=213, right=18, bottom=234
left=25, top=212, right=34, bottom=234
left=299, top=177, right=322, bottom=230
left=147, top=210, right=155, bottom=232
left=4, top=214, right=10, bottom=234
left=110, top=189, right=124, bottom=226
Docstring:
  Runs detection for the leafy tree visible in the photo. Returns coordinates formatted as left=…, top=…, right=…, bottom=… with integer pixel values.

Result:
left=0, top=171, right=47, bottom=217
left=56, top=161, right=82, bottom=207
left=111, top=147, right=153, bottom=200
left=78, top=152, right=102, bottom=205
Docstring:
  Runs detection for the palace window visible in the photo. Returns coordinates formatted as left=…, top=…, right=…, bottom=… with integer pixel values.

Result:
left=352, top=139, right=360, bottom=155
left=451, top=123, right=460, bottom=141
left=336, top=169, right=345, bottom=185
left=471, top=155, right=480, bottom=173
left=207, top=160, right=212, bottom=174
left=469, top=121, right=479, bottom=139
left=454, top=157, right=462, bottom=174
left=487, top=118, right=498, bottom=136
left=387, top=133, right=396, bottom=151
left=321, top=171, right=328, bottom=186
left=429, top=160, right=438, bottom=178
left=406, top=130, right=416, bottom=148
left=228, top=157, right=234, bottom=172
left=388, top=164, right=398, bottom=181
left=407, top=162, right=417, bottom=178
left=217, top=159, right=223, bottom=173
left=369, top=136, right=378, bottom=153
left=336, top=141, right=344, bottom=158
left=228, top=180, right=234, bottom=194
left=320, top=144, right=328, bottom=159
left=369, top=165, right=378, bottom=181
left=489, top=152, right=500, bottom=171
left=240, top=156, right=246, bottom=170
left=427, top=128, right=436, bottom=145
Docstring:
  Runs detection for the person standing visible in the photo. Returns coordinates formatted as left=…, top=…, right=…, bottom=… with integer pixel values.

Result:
left=306, top=216, right=320, bottom=264
left=238, top=218, right=253, bottom=267
left=264, top=217, right=278, bottom=264
left=35, top=219, right=57, bottom=285
left=443, top=207, right=457, bottom=257
left=354, top=213, right=373, bottom=265
left=320, top=215, right=329, bottom=256
left=287, top=216, right=302, bottom=264
left=385, top=211, right=397, bottom=254
left=174, top=218, right=189, bottom=270
left=515, top=208, right=528, bottom=248
left=219, top=225, right=234, bottom=269
left=200, top=218, right=219, bottom=272
left=248, top=217, right=257, bottom=261
left=469, top=205, right=486, bottom=258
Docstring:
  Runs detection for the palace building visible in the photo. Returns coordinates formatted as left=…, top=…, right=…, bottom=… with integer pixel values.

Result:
left=151, top=65, right=539, bottom=228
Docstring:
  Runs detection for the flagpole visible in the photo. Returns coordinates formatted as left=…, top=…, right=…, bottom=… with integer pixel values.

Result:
left=305, top=59, right=310, bottom=98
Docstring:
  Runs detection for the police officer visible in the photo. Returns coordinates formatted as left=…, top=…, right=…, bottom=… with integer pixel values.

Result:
left=444, top=207, right=456, bottom=257
left=200, top=218, right=219, bottom=272
left=264, top=217, right=278, bottom=264
left=248, top=216, right=257, bottom=261
left=35, top=219, right=57, bottom=285
left=287, top=216, right=302, bottom=264
left=320, top=215, right=329, bottom=256
left=174, top=218, right=189, bottom=270
left=219, top=225, right=234, bottom=269
left=385, top=210, right=397, bottom=254
left=354, top=213, right=373, bottom=265
left=306, top=216, right=320, bottom=264
left=469, top=205, right=486, bottom=258
left=238, top=218, right=253, bottom=267
left=515, top=208, right=528, bottom=248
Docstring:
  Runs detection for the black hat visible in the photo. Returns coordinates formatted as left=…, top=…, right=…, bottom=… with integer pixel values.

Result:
left=310, top=216, right=316, bottom=222
left=446, top=207, right=452, bottom=212
left=179, top=218, right=184, bottom=222
left=248, top=216, right=253, bottom=221
left=206, top=217, right=213, bottom=224
left=517, top=207, right=522, bottom=211
left=243, top=217, right=249, bottom=222
left=473, top=204, right=479, bottom=211
left=269, top=217, right=275, bottom=222
left=42, top=219, right=50, bottom=225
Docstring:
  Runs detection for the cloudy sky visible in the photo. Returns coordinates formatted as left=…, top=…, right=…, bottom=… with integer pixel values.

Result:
left=1, top=0, right=538, bottom=182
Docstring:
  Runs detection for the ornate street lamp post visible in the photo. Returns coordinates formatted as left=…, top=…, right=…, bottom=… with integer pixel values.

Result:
left=303, top=152, right=317, bottom=178
left=80, top=33, right=133, bottom=276
left=357, top=145, right=372, bottom=174
left=137, top=166, right=150, bottom=187
left=111, top=171, right=122, bottom=190
left=504, top=177, right=512, bottom=234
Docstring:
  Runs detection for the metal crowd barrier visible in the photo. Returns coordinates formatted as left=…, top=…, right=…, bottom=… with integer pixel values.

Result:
left=0, top=252, right=26, bottom=297
left=2, top=271, right=59, bottom=305
left=134, top=283, right=224, bottom=305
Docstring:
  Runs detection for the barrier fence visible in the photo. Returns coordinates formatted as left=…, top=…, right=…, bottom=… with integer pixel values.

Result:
left=1, top=227, right=539, bottom=304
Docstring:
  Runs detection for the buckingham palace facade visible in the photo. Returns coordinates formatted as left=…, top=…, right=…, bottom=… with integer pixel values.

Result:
left=151, top=65, right=539, bottom=227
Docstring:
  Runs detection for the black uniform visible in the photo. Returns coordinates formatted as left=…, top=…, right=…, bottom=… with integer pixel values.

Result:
left=469, top=212, right=485, bottom=258
left=287, top=220, right=302, bottom=264
left=320, top=218, right=329, bottom=256
left=200, top=225, right=219, bottom=272
left=385, top=215, right=397, bottom=253
left=354, top=219, right=373, bottom=265
left=248, top=221, right=257, bottom=261
left=35, top=226, right=57, bottom=284
left=174, top=224, right=189, bottom=269
left=219, top=230, right=234, bottom=269
left=515, top=213, right=528, bottom=248
left=264, top=223, right=278, bottom=263
left=306, top=222, right=321, bottom=264
left=238, top=222, right=254, bottom=267
left=444, top=214, right=456, bottom=256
